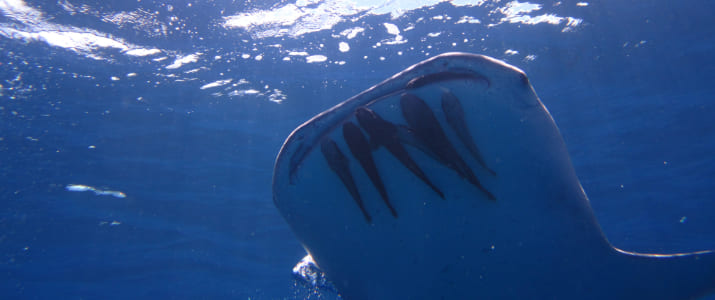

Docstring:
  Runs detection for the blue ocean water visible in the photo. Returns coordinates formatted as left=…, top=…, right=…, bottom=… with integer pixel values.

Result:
left=1, top=0, right=713, bottom=299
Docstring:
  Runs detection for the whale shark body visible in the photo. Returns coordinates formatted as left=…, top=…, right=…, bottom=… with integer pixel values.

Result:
left=272, top=53, right=715, bottom=299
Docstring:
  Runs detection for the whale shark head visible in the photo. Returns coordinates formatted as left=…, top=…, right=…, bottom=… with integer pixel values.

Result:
left=272, top=53, right=715, bottom=299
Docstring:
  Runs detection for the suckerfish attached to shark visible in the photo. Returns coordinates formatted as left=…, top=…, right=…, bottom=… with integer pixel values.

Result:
left=319, top=138, right=371, bottom=223
left=441, top=89, right=496, bottom=176
left=400, top=92, right=495, bottom=200
left=355, top=106, right=445, bottom=199
left=342, top=121, right=398, bottom=218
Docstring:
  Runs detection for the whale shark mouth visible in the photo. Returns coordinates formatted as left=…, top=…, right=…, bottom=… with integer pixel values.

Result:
left=271, top=53, right=715, bottom=299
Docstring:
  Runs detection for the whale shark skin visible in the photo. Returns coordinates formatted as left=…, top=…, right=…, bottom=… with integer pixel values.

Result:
left=272, top=52, right=715, bottom=299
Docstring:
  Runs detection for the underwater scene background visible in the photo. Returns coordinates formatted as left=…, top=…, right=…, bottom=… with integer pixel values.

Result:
left=1, top=0, right=714, bottom=298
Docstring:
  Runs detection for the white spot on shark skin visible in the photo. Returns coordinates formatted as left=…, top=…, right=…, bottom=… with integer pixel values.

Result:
left=272, top=53, right=715, bottom=299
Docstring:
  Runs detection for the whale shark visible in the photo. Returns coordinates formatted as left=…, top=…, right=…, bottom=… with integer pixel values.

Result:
left=272, top=52, right=715, bottom=299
